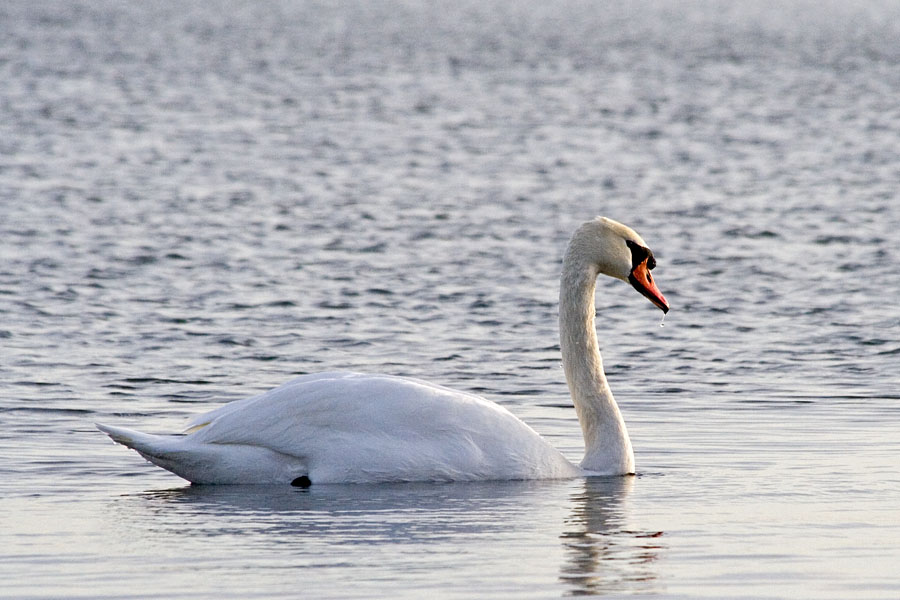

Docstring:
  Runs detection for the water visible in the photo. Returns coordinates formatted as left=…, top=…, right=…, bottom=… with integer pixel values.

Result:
left=2, top=0, right=900, bottom=597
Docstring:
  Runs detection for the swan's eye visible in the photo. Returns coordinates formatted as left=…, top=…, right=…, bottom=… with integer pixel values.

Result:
left=625, top=240, right=655, bottom=270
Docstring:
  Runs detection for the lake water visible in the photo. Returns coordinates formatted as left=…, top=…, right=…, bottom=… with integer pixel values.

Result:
left=2, top=1, right=900, bottom=598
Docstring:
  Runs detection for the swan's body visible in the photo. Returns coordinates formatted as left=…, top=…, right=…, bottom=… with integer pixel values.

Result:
left=98, top=217, right=668, bottom=484
left=98, top=372, right=579, bottom=483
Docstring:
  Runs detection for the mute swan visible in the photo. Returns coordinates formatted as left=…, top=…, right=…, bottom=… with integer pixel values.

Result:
left=97, top=217, right=668, bottom=484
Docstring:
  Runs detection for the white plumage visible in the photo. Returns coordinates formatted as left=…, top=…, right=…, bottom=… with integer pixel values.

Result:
left=98, top=217, right=669, bottom=484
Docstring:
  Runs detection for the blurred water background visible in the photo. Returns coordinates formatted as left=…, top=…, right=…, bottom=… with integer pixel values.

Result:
left=2, top=1, right=900, bottom=598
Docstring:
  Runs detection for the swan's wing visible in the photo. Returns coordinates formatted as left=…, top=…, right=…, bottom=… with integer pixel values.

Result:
left=185, top=372, right=576, bottom=482
left=188, top=371, right=504, bottom=446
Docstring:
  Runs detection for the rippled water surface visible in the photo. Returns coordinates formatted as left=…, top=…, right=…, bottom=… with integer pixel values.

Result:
left=2, top=1, right=900, bottom=598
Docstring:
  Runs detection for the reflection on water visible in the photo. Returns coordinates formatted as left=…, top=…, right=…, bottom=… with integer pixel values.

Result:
left=560, top=477, right=662, bottom=596
left=107, top=478, right=664, bottom=597
left=123, top=481, right=538, bottom=543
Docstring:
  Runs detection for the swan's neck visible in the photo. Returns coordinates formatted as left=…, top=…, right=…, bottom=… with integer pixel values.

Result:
left=559, top=253, right=635, bottom=475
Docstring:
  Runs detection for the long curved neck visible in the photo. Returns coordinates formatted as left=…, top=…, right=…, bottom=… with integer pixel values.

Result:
left=559, top=249, right=635, bottom=475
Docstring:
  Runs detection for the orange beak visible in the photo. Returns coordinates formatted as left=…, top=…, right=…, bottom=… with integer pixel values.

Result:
left=629, top=259, right=669, bottom=313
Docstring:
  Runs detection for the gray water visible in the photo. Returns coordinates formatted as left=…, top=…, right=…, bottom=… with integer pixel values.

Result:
left=2, top=1, right=900, bottom=598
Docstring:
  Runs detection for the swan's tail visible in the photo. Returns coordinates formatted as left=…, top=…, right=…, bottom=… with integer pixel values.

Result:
left=96, top=422, right=196, bottom=480
left=96, top=423, right=181, bottom=457
left=94, top=423, right=224, bottom=483
left=96, top=422, right=308, bottom=485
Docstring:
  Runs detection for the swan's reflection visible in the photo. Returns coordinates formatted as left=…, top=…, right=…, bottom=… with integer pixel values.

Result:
left=559, top=477, right=663, bottom=596
left=116, top=480, right=568, bottom=543
left=112, top=478, right=662, bottom=596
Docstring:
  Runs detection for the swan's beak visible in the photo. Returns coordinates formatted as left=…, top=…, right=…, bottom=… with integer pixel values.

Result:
left=629, top=260, right=669, bottom=313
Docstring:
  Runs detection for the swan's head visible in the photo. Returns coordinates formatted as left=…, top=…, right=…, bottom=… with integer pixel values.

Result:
left=570, top=217, right=669, bottom=313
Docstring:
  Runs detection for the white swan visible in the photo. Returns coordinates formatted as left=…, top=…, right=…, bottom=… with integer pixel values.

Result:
left=97, top=217, right=668, bottom=484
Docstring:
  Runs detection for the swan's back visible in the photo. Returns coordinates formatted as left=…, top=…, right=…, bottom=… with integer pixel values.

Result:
left=101, top=372, right=578, bottom=484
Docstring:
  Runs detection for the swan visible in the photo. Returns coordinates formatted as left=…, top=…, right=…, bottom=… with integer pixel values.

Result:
left=97, top=217, right=668, bottom=484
